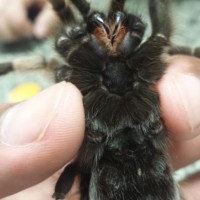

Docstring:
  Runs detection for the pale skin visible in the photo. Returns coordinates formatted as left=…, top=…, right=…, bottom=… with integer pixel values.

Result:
left=0, top=0, right=59, bottom=42
left=0, top=55, right=199, bottom=199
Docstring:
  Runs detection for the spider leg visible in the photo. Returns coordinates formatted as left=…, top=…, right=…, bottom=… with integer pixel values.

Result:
left=79, top=173, right=90, bottom=200
left=168, top=46, right=200, bottom=58
left=0, top=55, right=51, bottom=76
left=53, top=163, right=78, bottom=200
left=127, top=36, right=167, bottom=83
left=127, top=0, right=172, bottom=83
left=149, top=0, right=171, bottom=39
left=71, top=0, right=91, bottom=20
left=49, top=0, right=76, bottom=23
left=0, top=62, right=13, bottom=75
left=109, top=0, right=126, bottom=12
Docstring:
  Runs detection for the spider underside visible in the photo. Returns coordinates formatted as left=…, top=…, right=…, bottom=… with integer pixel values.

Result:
left=48, top=0, right=183, bottom=200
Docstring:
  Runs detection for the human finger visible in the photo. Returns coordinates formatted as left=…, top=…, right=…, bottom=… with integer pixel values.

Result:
left=33, top=2, right=60, bottom=39
left=0, top=82, right=85, bottom=198
left=158, top=55, right=200, bottom=141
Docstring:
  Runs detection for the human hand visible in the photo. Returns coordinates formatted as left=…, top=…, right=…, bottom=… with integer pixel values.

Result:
left=0, top=82, right=84, bottom=199
left=1, top=56, right=200, bottom=199
left=0, top=0, right=59, bottom=42
left=157, top=55, right=200, bottom=199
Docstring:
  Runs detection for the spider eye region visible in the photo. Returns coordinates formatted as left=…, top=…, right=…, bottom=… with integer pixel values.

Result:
left=87, top=11, right=143, bottom=55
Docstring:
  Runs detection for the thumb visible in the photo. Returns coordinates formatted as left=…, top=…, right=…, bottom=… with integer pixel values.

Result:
left=0, top=82, right=85, bottom=198
left=158, top=55, right=200, bottom=140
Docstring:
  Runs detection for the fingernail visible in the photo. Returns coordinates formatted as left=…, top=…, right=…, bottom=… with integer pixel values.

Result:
left=0, top=82, right=68, bottom=146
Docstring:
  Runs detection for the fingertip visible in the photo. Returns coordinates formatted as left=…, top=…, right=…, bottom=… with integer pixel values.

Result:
left=158, top=56, right=200, bottom=141
left=0, top=82, right=85, bottom=197
left=157, top=74, right=190, bottom=140
left=33, top=4, right=59, bottom=39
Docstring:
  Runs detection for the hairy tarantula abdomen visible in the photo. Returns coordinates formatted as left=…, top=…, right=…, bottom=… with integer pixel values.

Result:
left=50, top=0, right=181, bottom=200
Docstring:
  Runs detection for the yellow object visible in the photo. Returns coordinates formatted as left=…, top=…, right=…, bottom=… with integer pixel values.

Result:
left=8, top=83, right=41, bottom=102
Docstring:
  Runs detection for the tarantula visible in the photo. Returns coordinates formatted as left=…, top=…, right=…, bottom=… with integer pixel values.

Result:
left=48, top=0, right=179, bottom=199
left=0, top=0, right=200, bottom=200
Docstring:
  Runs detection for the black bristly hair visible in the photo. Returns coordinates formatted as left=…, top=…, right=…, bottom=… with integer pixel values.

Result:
left=50, top=0, right=181, bottom=200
